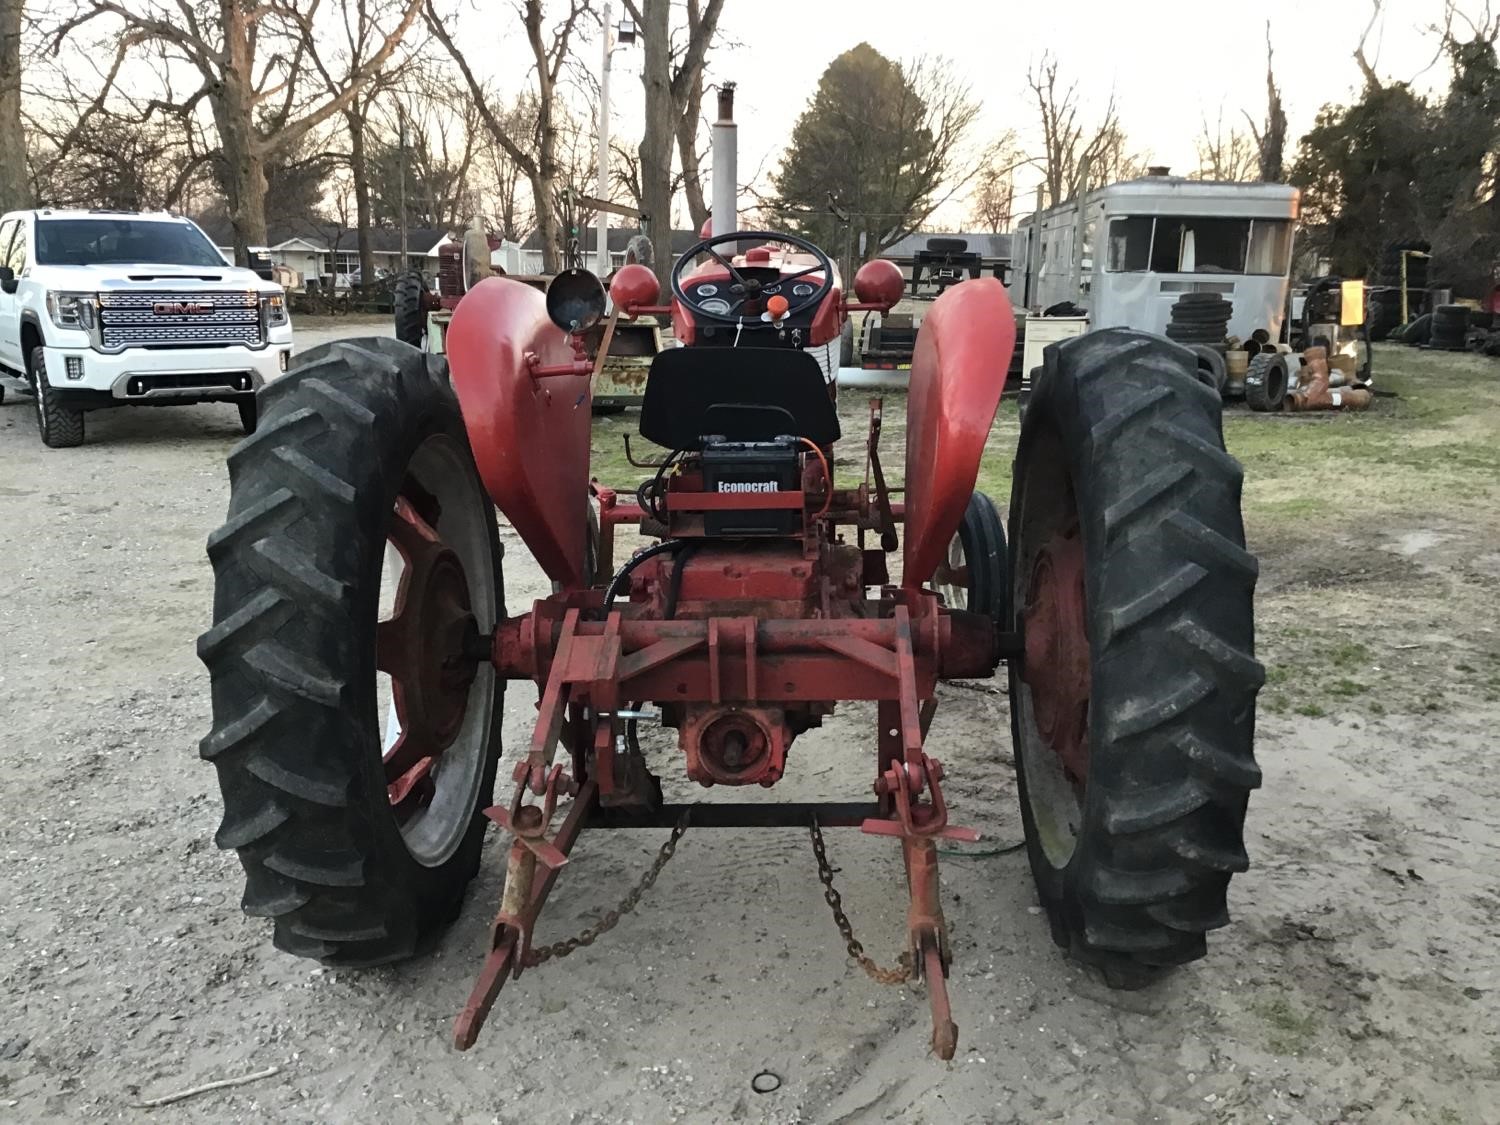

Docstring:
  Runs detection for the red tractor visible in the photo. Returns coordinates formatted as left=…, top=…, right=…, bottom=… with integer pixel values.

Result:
left=199, top=227, right=1263, bottom=1058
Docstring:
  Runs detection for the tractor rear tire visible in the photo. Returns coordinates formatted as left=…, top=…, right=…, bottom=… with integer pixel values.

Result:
left=1008, top=328, right=1263, bottom=988
left=393, top=271, right=429, bottom=349
left=198, top=337, right=504, bottom=967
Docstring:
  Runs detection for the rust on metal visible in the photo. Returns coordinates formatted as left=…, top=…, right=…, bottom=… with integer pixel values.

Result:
left=1021, top=524, right=1091, bottom=786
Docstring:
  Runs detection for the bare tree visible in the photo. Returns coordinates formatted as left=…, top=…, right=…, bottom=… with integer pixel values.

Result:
left=1243, top=23, right=1289, bottom=181
left=1194, top=113, right=1260, bottom=181
left=0, top=0, right=29, bottom=210
left=1026, top=52, right=1138, bottom=204
left=296, top=0, right=425, bottom=284
left=967, top=133, right=1024, bottom=232
left=425, top=0, right=591, bottom=273
left=53, top=0, right=424, bottom=264
left=623, top=0, right=724, bottom=280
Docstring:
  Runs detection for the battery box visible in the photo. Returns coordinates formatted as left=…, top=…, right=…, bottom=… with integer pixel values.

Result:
left=699, top=435, right=802, bottom=536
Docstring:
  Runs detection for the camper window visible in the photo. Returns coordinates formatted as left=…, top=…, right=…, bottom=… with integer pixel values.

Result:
left=1106, top=217, right=1151, bottom=271
left=1246, top=220, right=1293, bottom=274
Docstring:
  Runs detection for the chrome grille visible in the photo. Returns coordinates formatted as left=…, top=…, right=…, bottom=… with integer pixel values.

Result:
left=98, top=290, right=263, bottom=349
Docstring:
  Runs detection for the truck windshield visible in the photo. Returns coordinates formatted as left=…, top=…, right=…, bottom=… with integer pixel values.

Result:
left=1105, top=216, right=1292, bottom=276
left=34, top=219, right=226, bottom=267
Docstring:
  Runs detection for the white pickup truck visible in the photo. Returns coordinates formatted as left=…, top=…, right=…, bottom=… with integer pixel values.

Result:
left=0, top=209, right=293, bottom=447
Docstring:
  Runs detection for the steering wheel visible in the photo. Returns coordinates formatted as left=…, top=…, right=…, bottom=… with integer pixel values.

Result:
left=670, top=230, right=836, bottom=326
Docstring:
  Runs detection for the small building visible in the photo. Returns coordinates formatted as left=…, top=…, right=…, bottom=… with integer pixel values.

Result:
left=193, top=215, right=448, bottom=290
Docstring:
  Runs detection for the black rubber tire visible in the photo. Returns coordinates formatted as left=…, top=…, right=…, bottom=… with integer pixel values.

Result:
left=1165, top=325, right=1226, bottom=345
left=839, top=319, right=855, bottom=367
left=198, top=337, right=504, bottom=967
left=32, top=347, right=84, bottom=448
left=864, top=316, right=882, bottom=354
left=942, top=490, right=1008, bottom=624
left=1404, top=313, right=1433, bottom=347
left=1244, top=352, right=1289, bottom=412
left=393, top=271, right=429, bottom=349
left=1187, top=345, right=1228, bottom=395
left=1009, top=327, right=1263, bottom=986
left=925, top=237, right=969, bottom=254
left=237, top=396, right=258, bottom=435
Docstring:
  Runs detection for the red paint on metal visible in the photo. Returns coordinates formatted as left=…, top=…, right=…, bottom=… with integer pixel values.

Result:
left=377, top=496, right=477, bottom=813
left=1022, top=527, right=1090, bottom=785
left=853, top=258, right=904, bottom=307
left=900, top=278, right=1016, bottom=588
left=446, top=277, right=594, bottom=588
left=609, top=264, right=660, bottom=311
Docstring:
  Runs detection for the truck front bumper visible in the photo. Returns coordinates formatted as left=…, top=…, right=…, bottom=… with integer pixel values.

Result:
left=41, top=336, right=293, bottom=408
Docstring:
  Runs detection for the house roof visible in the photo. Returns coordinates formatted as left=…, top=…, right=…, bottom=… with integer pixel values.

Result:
left=880, top=231, right=1012, bottom=261
left=194, top=213, right=448, bottom=255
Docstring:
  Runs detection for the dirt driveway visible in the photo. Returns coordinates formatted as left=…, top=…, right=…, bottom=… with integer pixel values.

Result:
left=1, top=332, right=1496, bottom=1124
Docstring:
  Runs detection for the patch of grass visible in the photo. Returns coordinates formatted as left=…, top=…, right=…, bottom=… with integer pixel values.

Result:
left=1255, top=996, right=1321, bottom=1056
left=1294, top=701, right=1328, bottom=718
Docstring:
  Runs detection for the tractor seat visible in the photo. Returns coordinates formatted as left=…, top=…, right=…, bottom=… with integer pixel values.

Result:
left=638, top=346, right=841, bottom=449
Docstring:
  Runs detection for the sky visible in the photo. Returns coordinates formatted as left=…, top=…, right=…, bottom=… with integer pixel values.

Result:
left=455, top=0, right=1469, bottom=230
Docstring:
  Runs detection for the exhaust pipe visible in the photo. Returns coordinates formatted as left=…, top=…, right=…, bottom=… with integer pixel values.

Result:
left=711, top=83, right=737, bottom=240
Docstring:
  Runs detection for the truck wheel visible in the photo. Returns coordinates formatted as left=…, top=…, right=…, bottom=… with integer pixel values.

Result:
left=934, top=491, right=1008, bottom=624
left=839, top=319, right=855, bottom=367
left=1008, top=328, right=1263, bottom=988
left=393, top=271, right=428, bottom=349
left=198, top=337, right=504, bottom=966
left=237, top=397, right=258, bottom=435
left=31, top=347, right=84, bottom=448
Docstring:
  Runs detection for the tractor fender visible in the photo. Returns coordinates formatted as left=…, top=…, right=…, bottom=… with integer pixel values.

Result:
left=901, top=276, right=1016, bottom=590
left=446, top=276, right=593, bottom=588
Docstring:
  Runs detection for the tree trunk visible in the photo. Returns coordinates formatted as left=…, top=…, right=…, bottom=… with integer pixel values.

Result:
left=215, top=0, right=267, bottom=265
left=675, top=81, right=708, bottom=232
left=639, top=0, right=674, bottom=287
left=348, top=107, right=374, bottom=283
left=531, top=169, right=560, bottom=273
left=0, top=0, right=31, bottom=212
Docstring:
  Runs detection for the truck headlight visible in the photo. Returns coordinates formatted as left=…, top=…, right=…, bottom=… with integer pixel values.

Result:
left=46, top=291, right=98, bottom=331
left=262, top=292, right=289, bottom=327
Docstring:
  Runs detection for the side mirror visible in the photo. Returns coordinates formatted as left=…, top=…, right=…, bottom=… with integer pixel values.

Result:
left=545, top=268, right=606, bottom=335
left=0, top=265, right=14, bottom=295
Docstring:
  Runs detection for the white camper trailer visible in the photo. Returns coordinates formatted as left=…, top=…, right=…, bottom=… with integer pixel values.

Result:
left=1012, top=174, right=1301, bottom=344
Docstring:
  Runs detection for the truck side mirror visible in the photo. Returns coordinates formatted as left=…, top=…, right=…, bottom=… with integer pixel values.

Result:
left=0, top=266, right=15, bottom=294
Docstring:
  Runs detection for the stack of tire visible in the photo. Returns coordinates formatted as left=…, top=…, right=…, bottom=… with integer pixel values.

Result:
left=1366, top=287, right=1405, bottom=341
left=1376, top=240, right=1430, bottom=289
left=1166, top=293, right=1233, bottom=395
left=1429, top=304, right=1470, bottom=351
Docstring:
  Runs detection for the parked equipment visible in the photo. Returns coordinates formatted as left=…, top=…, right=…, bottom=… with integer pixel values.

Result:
left=201, top=85, right=1264, bottom=1064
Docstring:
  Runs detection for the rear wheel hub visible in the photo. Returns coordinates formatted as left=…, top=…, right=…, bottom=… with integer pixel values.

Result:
left=1021, top=526, right=1090, bottom=786
left=378, top=493, right=480, bottom=813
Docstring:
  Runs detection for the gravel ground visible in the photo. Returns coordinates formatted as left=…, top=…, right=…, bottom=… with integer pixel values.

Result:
left=0, top=325, right=1496, bottom=1124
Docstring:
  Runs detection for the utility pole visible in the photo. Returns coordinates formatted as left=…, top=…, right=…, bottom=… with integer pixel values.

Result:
left=398, top=107, right=409, bottom=272
left=596, top=2, right=612, bottom=275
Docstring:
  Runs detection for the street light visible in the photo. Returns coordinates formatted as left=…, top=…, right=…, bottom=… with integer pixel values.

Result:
left=596, top=3, right=638, bottom=275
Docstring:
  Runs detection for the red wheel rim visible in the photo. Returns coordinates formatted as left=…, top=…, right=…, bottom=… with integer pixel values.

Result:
left=1021, top=524, right=1090, bottom=788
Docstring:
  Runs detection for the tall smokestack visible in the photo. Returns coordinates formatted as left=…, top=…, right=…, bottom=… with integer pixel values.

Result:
left=712, top=82, right=737, bottom=240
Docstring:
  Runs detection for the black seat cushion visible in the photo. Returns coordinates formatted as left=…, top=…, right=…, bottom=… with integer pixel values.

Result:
left=638, top=346, right=841, bottom=449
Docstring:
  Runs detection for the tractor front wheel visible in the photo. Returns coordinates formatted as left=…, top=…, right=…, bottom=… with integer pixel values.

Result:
left=198, top=337, right=504, bottom=966
left=1008, top=328, right=1264, bottom=987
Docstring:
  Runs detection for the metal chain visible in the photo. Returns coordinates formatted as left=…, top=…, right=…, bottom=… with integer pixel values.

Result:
left=521, top=811, right=691, bottom=968
left=808, top=820, right=913, bottom=985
